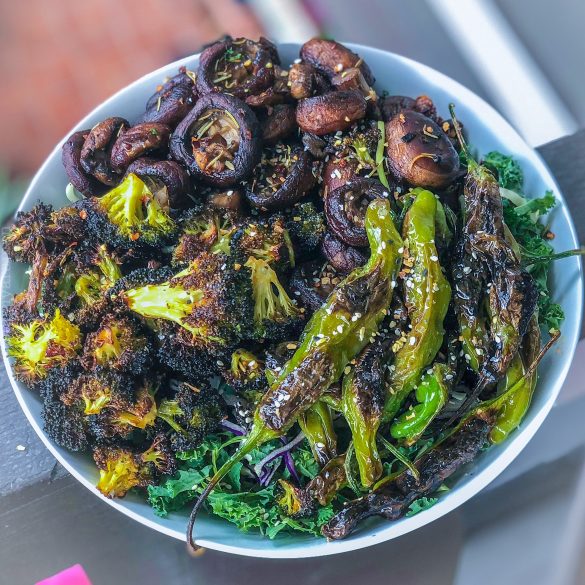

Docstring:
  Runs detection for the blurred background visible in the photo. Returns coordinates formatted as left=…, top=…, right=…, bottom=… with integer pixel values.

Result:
left=1, top=1, right=584, bottom=584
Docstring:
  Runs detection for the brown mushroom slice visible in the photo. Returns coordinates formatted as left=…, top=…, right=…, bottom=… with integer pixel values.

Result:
left=321, top=231, right=367, bottom=273
left=289, top=260, right=341, bottom=314
left=125, top=158, right=191, bottom=211
left=207, top=188, right=245, bottom=214
left=300, top=38, right=375, bottom=86
left=170, top=92, right=261, bottom=187
left=330, top=67, right=377, bottom=103
left=288, top=62, right=315, bottom=100
left=62, top=130, right=107, bottom=197
left=110, top=123, right=171, bottom=173
left=80, top=117, right=129, bottom=186
left=385, top=110, right=460, bottom=189
left=260, top=104, right=297, bottom=144
left=196, top=37, right=277, bottom=99
left=322, top=156, right=360, bottom=195
left=325, top=178, right=391, bottom=247
left=245, top=144, right=318, bottom=210
left=296, top=91, right=367, bottom=136
left=138, top=68, right=197, bottom=128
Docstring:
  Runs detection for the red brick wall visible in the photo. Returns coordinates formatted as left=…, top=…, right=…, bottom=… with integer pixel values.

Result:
left=0, top=0, right=263, bottom=176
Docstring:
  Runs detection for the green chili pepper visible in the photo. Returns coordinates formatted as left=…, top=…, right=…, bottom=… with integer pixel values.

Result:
left=449, top=105, right=538, bottom=404
left=383, top=188, right=451, bottom=422
left=340, top=340, right=387, bottom=487
left=390, top=363, right=450, bottom=445
left=298, top=401, right=337, bottom=466
left=186, top=199, right=403, bottom=551
left=459, top=317, right=558, bottom=443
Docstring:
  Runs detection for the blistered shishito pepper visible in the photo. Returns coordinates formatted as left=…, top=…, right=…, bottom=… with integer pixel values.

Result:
left=298, top=401, right=337, bottom=466
left=449, top=106, right=538, bottom=412
left=322, top=417, right=492, bottom=540
left=340, top=340, right=388, bottom=487
left=390, top=363, right=449, bottom=445
left=463, top=316, right=549, bottom=444
left=383, top=188, right=451, bottom=422
left=186, top=199, right=403, bottom=551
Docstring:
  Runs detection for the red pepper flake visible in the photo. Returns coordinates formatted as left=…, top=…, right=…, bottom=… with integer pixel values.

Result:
left=79, top=210, right=87, bottom=220
left=130, top=233, right=140, bottom=241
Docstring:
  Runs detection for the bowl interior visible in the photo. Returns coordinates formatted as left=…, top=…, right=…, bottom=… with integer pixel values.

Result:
left=1, top=43, right=582, bottom=558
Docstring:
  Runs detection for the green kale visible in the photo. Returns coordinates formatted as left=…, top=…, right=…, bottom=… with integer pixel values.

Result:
left=405, top=496, right=438, bottom=517
left=484, top=151, right=524, bottom=192
left=147, top=432, right=334, bottom=538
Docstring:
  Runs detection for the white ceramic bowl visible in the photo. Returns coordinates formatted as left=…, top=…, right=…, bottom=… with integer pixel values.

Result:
left=1, top=43, right=583, bottom=558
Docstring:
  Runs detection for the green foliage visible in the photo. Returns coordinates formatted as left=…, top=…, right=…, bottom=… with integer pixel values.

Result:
left=147, top=433, right=334, bottom=538
left=405, top=496, right=438, bottom=517
left=484, top=151, right=524, bottom=192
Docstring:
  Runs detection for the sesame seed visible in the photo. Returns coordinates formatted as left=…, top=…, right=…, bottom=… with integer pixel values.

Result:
left=409, top=336, right=416, bottom=345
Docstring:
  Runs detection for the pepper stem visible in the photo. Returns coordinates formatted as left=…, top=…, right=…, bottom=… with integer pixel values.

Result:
left=448, top=103, right=475, bottom=168
left=186, top=423, right=268, bottom=552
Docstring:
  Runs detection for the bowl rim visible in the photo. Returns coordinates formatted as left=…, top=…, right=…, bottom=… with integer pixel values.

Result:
left=1, top=41, right=582, bottom=558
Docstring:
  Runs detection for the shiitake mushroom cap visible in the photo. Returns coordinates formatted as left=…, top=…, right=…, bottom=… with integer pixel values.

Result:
left=385, top=110, right=460, bottom=189
left=110, top=122, right=171, bottom=173
left=80, top=117, right=129, bottom=186
left=197, top=37, right=277, bottom=100
left=321, top=231, right=367, bottom=273
left=245, top=145, right=318, bottom=211
left=300, top=38, right=375, bottom=86
left=324, top=177, right=392, bottom=247
left=170, top=92, right=261, bottom=187
left=296, top=91, right=367, bottom=136
left=125, top=157, right=191, bottom=211
left=62, top=130, right=107, bottom=197
left=139, top=68, right=197, bottom=128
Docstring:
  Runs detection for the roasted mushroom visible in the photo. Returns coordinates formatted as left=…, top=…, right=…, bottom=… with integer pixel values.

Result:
left=296, top=91, right=367, bottom=136
left=288, top=62, right=315, bottom=100
left=197, top=37, right=277, bottom=100
left=62, top=130, right=107, bottom=197
left=324, top=178, right=391, bottom=247
left=260, top=104, right=297, bottom=144
left=80, top=117, right=129, bottom=186
left=300, top=38, right=375, bottom=86
left=380, top=94, right=440, bottom=123
left=245, top=144, right=318, bottom=210
left=289, top=260, right=341, bottom=313
left=138, top=68, right=197, bottom=128
left=385, top=110, right=460, bottom=189
left=125, top=158, right=191, bottom=211
left=110, top=123, right=171, bottom=173
left=206, top=188, right=245, bottom=213
left=321, top=231, right=367, bottom=273
left=330, top=67, right=376, bottom=103
left=170, top=92, right=261, bottom=187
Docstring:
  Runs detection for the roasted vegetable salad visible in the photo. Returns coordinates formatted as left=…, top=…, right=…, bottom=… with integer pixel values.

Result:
left=3, top=37, right=581, bottom=549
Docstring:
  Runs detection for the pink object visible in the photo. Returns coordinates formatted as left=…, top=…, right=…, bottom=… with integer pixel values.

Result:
left=36, top=565, right=92, bottom=585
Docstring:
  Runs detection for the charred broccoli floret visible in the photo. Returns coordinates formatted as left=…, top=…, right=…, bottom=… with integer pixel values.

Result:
left=230, top=216, right=295, bottom=270
left=156, top=380, right=224, bottom=451
left=88, top=378, right=158, bottom=441
left=78, top=173, right=177, bottom=251
left=285, top=201, right=325, bottom=257
left=6, top=309, right=82, bottom=386
left=81, top=315, right=153, bottom=375
left=245, top=256, right=303, bottom=340
left=226, top=348, right=267, bottom=405
left=118, top=251, right=253, bottom=350
left=156, top=324, right=229, bottom=383
left=60, top=368, right=134, bottom=416
left=172, top=206, right=239, bottom=266
left=42, top=397, right=90, bottom=452
left=93, top=435, right=175, bottom=498
left=277, top=479, right=316, bottom=518
left=2, top=203, right=52, bottom=262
